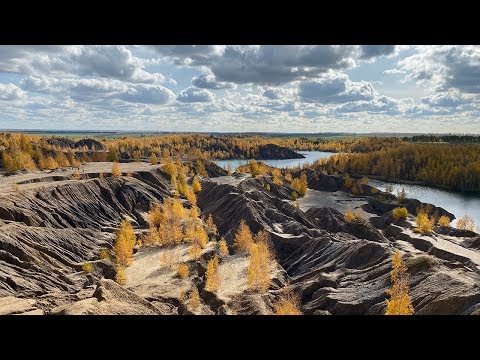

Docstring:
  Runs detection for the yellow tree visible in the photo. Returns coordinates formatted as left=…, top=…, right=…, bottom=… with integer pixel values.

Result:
left=205, top=214, right=217, bottom=235
left=234, top=219, right=254, bottom=254
left=385, top=250, right=414, bottom=315
left=114, top=220, right=137, bottom=267
left=247, top=242, right=270, bottom=292
left=249, top=160, right=259, bottom=177
left=112, top=162, right=122, bottom=177
left=218, top=237, right=229, bottom=257
left=192, top=175, right=202, bottom=193
left=150, top=152, right=158, bottom=165
left=205, top=256, right=220, bottom=292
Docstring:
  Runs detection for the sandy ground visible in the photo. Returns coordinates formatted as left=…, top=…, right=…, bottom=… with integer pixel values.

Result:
left=0, top=162, right=163, bottom=195
left=296, top=189, right=371, bottom=217
left=209, top=173, right=250, bottom=187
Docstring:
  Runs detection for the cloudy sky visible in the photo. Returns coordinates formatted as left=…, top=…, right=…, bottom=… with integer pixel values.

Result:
left=0, top=45, right=479, bottom=133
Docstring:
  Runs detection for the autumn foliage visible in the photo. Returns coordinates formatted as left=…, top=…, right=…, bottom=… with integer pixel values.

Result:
left=415, top=211, right=434, bottom=235
left=385, top=251, right=414, bottom=315
left=114, top=220, right=136, bottom=267
left=234, top=219, right=254, bottom=254
left=205, top=256, right=220, bottom=293
left=393, top=207, right=408, bottom=221
left=437, top=215, right=451, bottom=227
left=273, top=291, right=302, bottom=315
left=457, top=214, right=476, bottom=231
left=111, top=162, right=122, bottom=177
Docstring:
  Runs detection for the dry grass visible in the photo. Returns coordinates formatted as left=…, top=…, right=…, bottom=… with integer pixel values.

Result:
left=159, top=248, right=181, bottom=269
left=273, top=291, right=302, bottom=315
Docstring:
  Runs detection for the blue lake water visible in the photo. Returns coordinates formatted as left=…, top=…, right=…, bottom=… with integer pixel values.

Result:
left=216, top=151, right=336, bottom=171
left=369, top=179, right=480, bottom=228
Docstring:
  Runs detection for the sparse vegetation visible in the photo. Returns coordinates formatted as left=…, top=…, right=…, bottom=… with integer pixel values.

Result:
left=344, top=209, right=356, bottom=223
left=11, top=183, right=19, bottom=192
left=291, top=173, right=307, bottom=197
left=189, top=286, right=200, bottom=309
left=273, top=291, right=302, bottom=315
left=99, top=248, right=110, bottom=260
left=396, top=187, right=407, bottom=203
left=457, top=215, right=476, bottom=231
left=82, top=262, right=93, bottom=273
left=150, top=152, right=158, bottom=165
left=111, top=162, right=122, bottom=177
left=247, top=240, right=271, bottom=292
left=393, top=207, right=408, bottom=221
left=385, top=250, right=414, bottom=315
left=291, top=191, right=298, bottom=201
left=249, top=159, right=259, bottom=177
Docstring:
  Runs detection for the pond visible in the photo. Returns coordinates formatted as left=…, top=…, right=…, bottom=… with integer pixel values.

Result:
left=216, top=151, right=336, bottom=172
left=369, top=179, right=480, bottom=228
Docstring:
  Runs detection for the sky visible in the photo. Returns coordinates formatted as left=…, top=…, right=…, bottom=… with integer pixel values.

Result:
left=0, top=45, right=479, bottom=133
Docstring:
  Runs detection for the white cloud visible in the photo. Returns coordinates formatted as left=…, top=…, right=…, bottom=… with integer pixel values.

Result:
left=0, top=83, right=25, bottom=100
left=192, top=71, right=234, bottom=89
left=383, top=68, right=405, bottom=75
left=177, top=86, right=215, bottom=103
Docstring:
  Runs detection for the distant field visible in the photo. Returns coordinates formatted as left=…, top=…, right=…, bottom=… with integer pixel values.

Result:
left=6, top=131, right=171, bottom=139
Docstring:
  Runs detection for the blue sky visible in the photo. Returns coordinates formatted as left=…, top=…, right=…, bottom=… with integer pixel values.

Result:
left=0, top=45, right=479, bottom=133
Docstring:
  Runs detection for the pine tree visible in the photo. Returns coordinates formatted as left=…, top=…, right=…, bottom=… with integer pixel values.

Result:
left=114, top=220, right=136, bottom=267
left=150, top=152, right=158, bottom=165
left=192, top=176, right=202, bottom=193
left=111, top=162, right=122, bottom=177
left=218, top=237, right=229, bottom=257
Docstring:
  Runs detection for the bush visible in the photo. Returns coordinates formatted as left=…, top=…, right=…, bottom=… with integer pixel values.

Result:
left=291, top=174, right=307, bottom=197
left=189, top=243, right=202, bottom=260
left=82, top=262, right=93, bottom=273
left=437, top=215, right=451, bottom=227
left=99, top=248, right=110, bottom=260
left=291, top=191, right=298, bottom=201
left=393, top=207, right=408, bottom=221
left=344, top=174, right=353, bottom=189
left=116, top=266, right=127, bottom=285
left=111, top=162, right=122, bottom=177
left=273, top=291, right=302, bottom=315
left=457, top=214, right=475, bottom=231
left=205, top=256, right=220, bottom=292
left=234, top=219, right=254, bottom=254
left=415, top=212, right=434, bottom=235
left=406, top=255, right=438, bottom=274
left=265, top=183, right=271, bottom=191
left=177, top=263, right=190, bottom=279
left=344, top=209, right=356, bottom=223
left=396, top=187, right=407, bottom=203
left=11, top=183, right=19, bottom=192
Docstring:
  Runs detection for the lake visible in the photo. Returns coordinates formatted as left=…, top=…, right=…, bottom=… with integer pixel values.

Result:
left=216, top=151, right=336, bottom=171
left=369, top=179, right=480, bottom=228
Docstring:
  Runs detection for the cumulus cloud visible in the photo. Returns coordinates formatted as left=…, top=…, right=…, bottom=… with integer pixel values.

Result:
left=0, top=83, right=25, bottom=100
left=177, top=86, right=215, bottom=103
left=399, top=46, right=480, bottom=93
left=383, top=68, right=405, bottom=75
left=192, top=71, right=234, bottom=89
left=420, top=89, right=471, bottom=108
left=298, top=74, right=376, bottom=103
left=360, top=45, right=397, bottom=59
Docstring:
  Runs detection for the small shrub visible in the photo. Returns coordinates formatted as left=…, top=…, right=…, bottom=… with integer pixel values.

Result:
left=360, top=176, right=369, bottom=185
left=344, top=174, right=353, bottom=189
left=406, top=255, right=438, bottom=274
left=385, top=184, right=394, bottom=194
left=99, top=248, right=110, bottom=260
left=415, top=212, right=434, bottom=235
left=273, top=291, right=302, bottom=315
left=437, top=215, right=451, bottom=227
left=126, top=172, right=133, bottom=177
left=99, top=172, right=104, bottom=179
left=393, top=207, right=408, bottom=221
left=344, top=209, right=356, bottom=223
left=111, top=162, right=122, bottom=177
left=397, top=187, right=407, bottom=203
left=116, top=266, right=127, bottom=285
left=82, top=262, right=93, bottom=273
left=71, top=171, right=81, bottom=180
left=11, top=183, right=19, bottom=192
left=385, top=250, right=414, bottom=315
left=265, top=183, right=271, bottom=191
left=457, top=214, right=476, bottom=231
left=291, top=191, right=298, bottom=201
left=249, top=160, right=259, bottom=177
left=177, top=263, right=189, bottom=279
left=371, top=187, right=379, bottom=194
left=150, top=153, right=158, bottom=165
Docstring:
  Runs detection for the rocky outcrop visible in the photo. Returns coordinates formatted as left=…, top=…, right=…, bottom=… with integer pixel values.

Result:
left=74, top=139, right=106, bottom=151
